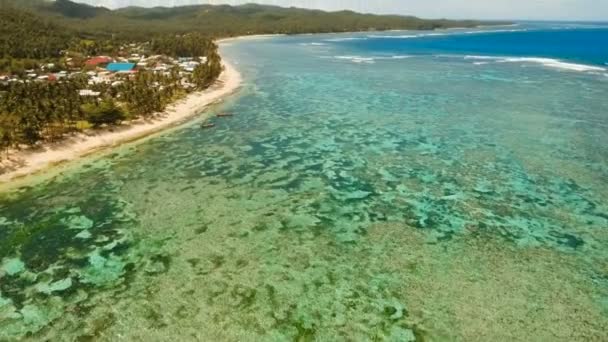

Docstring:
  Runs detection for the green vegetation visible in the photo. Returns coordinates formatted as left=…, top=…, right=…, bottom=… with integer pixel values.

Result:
left=74, top=4, right=492, bottom=38
left=151, top=34, right=218, bottom=58
left=192, top=50, right=222, bottom=89
left=0, top=5, right=70, bottom=59
left=3, top=0, right=501, bottom=42
left=0, top=0, right=501, bottom=59
left=81, top=99, right=126, bottom=127
left=0, top=26, right=221, bottom=155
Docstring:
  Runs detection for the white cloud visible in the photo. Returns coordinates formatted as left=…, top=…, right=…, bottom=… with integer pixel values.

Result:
left=76, top=0, right=608, bottom=21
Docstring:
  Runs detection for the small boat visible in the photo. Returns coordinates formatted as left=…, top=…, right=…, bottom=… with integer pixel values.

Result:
left=216, top=113, right=234, bottom=118
left=201, top=123, right=215, bottom=129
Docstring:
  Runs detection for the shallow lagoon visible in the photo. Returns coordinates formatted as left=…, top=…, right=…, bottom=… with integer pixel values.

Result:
left=1, top=25, right=608, bottom=340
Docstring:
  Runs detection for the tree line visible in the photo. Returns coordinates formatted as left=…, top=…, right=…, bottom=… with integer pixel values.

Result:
left=151, top=34, right=217, bottom=58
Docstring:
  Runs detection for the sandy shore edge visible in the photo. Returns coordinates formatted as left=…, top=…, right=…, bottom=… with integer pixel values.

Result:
left=217, top=34, right=284, bottom=44
left=0, top=60, right=242, bottom=183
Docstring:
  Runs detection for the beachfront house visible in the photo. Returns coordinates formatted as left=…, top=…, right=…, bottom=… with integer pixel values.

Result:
left=106, top=63, right=136, bottom=73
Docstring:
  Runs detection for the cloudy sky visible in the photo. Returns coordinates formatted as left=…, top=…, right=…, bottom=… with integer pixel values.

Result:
left=75, top=0, right=608, bottom=21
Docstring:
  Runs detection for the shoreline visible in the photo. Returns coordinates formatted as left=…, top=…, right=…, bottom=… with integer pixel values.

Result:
left=215, top=22, right=511, bottom=42
left=0, top=25, right=512, bottom=185
left=216, top=34, right=284, bottom=45
left=0, top=60, right=242, bottom=184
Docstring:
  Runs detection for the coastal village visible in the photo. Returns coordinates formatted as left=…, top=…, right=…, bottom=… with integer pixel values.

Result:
left=0, top=38, right=236, bottom=182
left=0, top=33, right=224, bottom=160
left=0, top=42, right=209, bottom=97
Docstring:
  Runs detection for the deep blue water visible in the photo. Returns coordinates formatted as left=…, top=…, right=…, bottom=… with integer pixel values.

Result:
left=322, top=22, right=608, bottom=66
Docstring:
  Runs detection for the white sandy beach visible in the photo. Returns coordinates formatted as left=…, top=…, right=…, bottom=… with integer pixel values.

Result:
left=0, top=61, right=242, bottom=183
left=217, top=34, right=284, bottom=44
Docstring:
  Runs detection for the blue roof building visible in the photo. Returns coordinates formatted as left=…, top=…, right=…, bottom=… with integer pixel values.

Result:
left=106, top=63, right=136, bottom=72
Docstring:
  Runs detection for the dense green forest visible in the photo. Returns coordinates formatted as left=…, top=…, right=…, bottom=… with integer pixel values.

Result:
left=0, top=6, right=71, bottom=60
left=3, top=0, right=498, bottom=41
left=0, top=0, right=502, bottom=61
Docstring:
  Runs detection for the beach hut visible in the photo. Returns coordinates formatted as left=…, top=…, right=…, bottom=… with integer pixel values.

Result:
left=106, top=63, right=136, bottom=73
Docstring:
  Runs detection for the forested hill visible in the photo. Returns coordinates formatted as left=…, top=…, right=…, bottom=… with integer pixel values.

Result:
left=2, top=0, right=504, bottom=40
left=0, top=0, right=109, bottom=19
left=0, top=6, right=72, bottom=59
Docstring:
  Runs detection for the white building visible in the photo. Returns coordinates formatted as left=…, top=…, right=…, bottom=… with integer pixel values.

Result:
left=79, top=89, right=101, bottom=97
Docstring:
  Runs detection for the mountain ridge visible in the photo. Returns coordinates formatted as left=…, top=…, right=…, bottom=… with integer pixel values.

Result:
left=0, top=0, right=507, bottom=57
left=2, top=0, right=499, bottom=30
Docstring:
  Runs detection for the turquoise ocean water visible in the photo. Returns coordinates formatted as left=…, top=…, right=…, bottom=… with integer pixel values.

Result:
left=1, top=23, right=608, bottom=340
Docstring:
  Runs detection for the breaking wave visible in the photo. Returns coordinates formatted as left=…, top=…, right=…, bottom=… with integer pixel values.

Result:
left=324, top=37, right=369, bottom=42
left=299, top=42, right=328, bottom=46
left=331, top=55, right=413, bottom=64
left=463, top=55, right=606, bottom=72
left=367, top=29, right=528, bottom=39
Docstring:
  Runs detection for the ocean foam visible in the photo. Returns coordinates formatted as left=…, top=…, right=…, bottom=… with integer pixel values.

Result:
left=299, top=42, right=327, bottom=46
left=464, top=55, right=506, bottom=61
left=386, top=55, right=413, bottom=59
left=368, top=33, right=446, bottom=39
left=462, top=29, right=528, bottom=34
left=367, top=29, right=527, bottom=40
left=324, top=37, right=368, bottom=42
left=464, top=55, right=606, bottom=72
left=334, top=56, right=375, bottom=64
left=333, top=55, right=413, bottom=64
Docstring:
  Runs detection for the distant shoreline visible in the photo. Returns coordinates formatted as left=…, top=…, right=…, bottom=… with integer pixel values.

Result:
left=216, top=23, right=513, bottom=42
left=0, top=57, right=242, bottom=184
left=216, top=34, right=285, bottom=45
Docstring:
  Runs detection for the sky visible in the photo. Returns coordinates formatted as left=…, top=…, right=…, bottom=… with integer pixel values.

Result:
left=74, top=0, right=608, bottom=21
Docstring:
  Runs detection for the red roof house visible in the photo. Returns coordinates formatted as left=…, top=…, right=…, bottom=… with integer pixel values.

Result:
left=85, top=56, right=113, bottom=67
